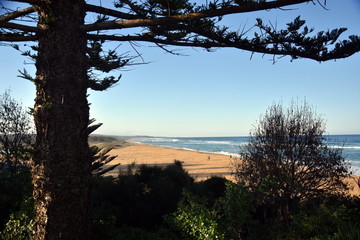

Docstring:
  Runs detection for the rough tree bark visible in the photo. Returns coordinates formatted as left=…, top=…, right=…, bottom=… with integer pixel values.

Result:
left=31, top=0, right=91, bottom=239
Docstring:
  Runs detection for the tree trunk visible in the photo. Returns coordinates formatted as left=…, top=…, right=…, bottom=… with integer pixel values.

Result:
left=32, top=0, right=91, bottom=239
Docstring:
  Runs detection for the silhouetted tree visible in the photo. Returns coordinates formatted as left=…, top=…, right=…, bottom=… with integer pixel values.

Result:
left=1, top=0, right=359, bottom=239
left=0, top=90, right=33, bottom=174
left=233, top=100, right=350, bottom=224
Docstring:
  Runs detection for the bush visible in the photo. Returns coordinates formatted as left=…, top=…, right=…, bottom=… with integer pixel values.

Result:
left=193, top=176, right=229, bottom=206
left=291, top=196, right=360, bottom=240
left=170, top=182, right=254, bottom=240
left=216, top=182, right=251, bottom=239
left=0, top=197, right=34, bottom=240
left=109, top=227, right=180, bottom=240
left=0, top=90, right=34, bottom=174
left=0, top=167, right=32, bottom=228
left=170, top=191, right=225, bottom=240
left=233, top=100, right=350, bottom=224
left=92, top=161, right=194, bottom=230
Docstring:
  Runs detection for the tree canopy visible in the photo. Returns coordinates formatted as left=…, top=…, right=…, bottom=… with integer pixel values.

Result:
left=233, top=100, right=350, bottom=224
left=0, top=90, right=33, bottom=173
left=1, top=0, right=360, bottom=64
left=1, top=0, right=359, bottom=239
left=2, top=0, right=360, bottom=91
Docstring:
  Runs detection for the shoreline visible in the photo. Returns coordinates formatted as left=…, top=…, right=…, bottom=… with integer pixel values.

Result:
left=108, top=143, right=359, bottom=195
left=109, top=143, right=236, bottom=181
left=128, top=136, right=360, bottom=176
left=128, top=140, right=241, bottom=158
left=126, top=141, right=360, bottom=177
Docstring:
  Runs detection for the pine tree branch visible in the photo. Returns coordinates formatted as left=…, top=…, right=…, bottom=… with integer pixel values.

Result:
left=121, top=0, right=147, bottom=17
left=87, top=33, right=218, bottom=47
left=0, top=34, right=37, bottom=41
left=121, top=0, right=142, bottom=13
left=88, top=33, right=291, bottom=56
left=0, top=22, right=40, bottom=32
left=85, top=4, right=140, bottom=20
left=87, top=33, right=360, bottom=61
left=82, top=0, right=311, bottom=32
left=6, top=0, right=39, bottom=5
left=0, top=6, right=36, bottom=22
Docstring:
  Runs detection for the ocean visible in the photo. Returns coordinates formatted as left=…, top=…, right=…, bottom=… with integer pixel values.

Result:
left=130, top=135, right=360, bottom=176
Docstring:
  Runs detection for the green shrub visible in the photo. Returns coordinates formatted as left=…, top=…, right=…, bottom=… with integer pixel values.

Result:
left=292, top=197, right=360, bottom=240
left=217, top=182, right=251, bottom=239
left=92, top=161, right=194, bottom=230
left=1, top=213, right=34, bottom=240
left=170, top=191, right=226, bottom=240
left=0, top=167, right=32, bottom=228
left=109, top=227, right=179, bottom=240
left=169, top=181, right=256, bottom=240
left=193, top=176, right=229, bottom=206
left=0, top=197, right=35, bottom=240
left=92, top=215, right=119, bottom=240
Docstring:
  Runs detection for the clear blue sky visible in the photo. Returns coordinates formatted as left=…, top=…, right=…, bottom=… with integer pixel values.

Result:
left=1, top=0, right=359, bottom=137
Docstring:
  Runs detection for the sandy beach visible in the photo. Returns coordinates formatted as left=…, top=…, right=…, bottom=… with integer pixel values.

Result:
left=109, top=143, right=236, bottom=181
left=108, top=143, right=360, bottom=195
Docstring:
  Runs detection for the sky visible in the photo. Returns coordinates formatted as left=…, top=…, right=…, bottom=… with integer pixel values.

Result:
left=0, top=0, right=359, bottom=137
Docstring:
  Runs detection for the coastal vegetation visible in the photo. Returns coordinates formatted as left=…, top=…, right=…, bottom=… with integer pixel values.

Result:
left=1, top=160, right=359, bottom=240
left=233, top=100, right=351, bottom=226
left=1, top=0, right=360, bottom=238
left=88, top=135, right=131, bottom=149
left=0, top=90, right=33, bottom=174
left=1, top=94, right=359, bottom=239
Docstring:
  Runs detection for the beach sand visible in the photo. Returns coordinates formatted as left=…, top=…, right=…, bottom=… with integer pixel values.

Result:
left=108, top=143, right=359, bottom=195
left=109, top=143, right=236, bottom=181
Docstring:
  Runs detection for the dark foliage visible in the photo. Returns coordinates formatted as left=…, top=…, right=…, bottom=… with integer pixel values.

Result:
left=0, top=167, right=32, bottom=230
left=106, top=226, right=180, bottom=240
left=0, top=161, right=194, bottom=238
left=1, top=160, right=359, bottom=240
left=2, top=1, right=360, bottom=238
left=170, top=181, right=360, bottom=240
left=233, top=100, right=350, bottom=224
left=0, top=196, right=34, bottom=240
left=192, top=176, right=229, bottom=206
left=0, top=90, right=33, bottom=174
left=86, top=39, right=131, bottom=91
left=290, top=195, right=360, bottom=240
left=90, top=145, right=119, bottom=177
left=91, top=160, right=194, bottom=234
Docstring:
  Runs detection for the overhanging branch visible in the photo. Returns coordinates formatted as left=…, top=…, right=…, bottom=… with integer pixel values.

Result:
left=87, top=33, right=289, bottom=56
left=87, top=33, right=360, bottom=62
left=0, top=34, right=37, bottom=41
left=6, top=0, right=39, bottom=5
left=0, top=22, right=40, bottom=32
left=0, top=6, right=36, bottom=22
left=82, top=0, right=311, bottom=32
left=87, top=33, right=221, bottom=47
left=121, top=0, right=147, bottom=17
left=85, top=4, right=140, bottom=20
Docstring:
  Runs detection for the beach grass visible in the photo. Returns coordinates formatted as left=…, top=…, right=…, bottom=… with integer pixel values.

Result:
left=89, top=135, right=132, bottom=149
